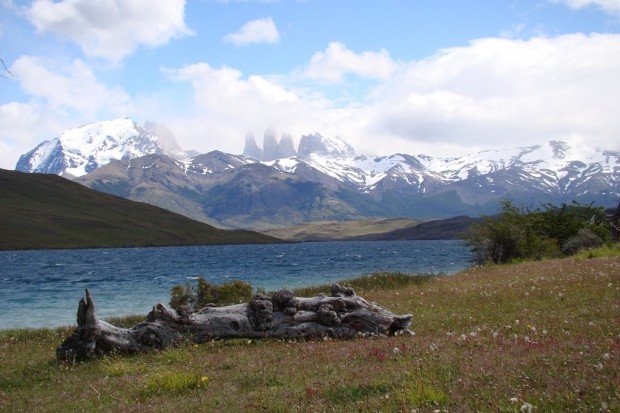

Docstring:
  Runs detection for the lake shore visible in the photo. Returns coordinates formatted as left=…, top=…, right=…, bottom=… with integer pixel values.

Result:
left=1, top=254, right=618, bottom=411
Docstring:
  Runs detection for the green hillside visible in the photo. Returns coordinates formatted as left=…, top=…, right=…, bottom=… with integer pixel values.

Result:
left=0, top=169, right=279, bottom=250
left=261, top=218, right=420, bottom=241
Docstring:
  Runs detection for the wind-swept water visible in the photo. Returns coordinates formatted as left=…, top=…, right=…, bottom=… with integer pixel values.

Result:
left=0, top=240, right=470, bottom=329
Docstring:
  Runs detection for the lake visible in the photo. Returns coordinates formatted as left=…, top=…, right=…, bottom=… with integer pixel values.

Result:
left=0, top=240, right=471, bottom=329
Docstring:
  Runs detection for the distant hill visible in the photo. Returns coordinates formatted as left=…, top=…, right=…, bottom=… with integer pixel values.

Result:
left=344, top=216, right=480, bottom=241
left=262, top=218, right=420, bottom=241
left=0, top=169, right=279, bottom=250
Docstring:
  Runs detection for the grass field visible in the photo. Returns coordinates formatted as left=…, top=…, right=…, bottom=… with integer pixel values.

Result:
left=1, top=255, right=618, bottom=412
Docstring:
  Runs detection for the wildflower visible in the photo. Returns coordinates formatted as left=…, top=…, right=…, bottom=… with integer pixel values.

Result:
left=459, top=334, right=466, bottom=341
left=520, top=402, right=534, bottom=413
left=594, top=362, right=603, bottom=371
left=602, top=353, right=611, bottom=360
left=515, top=320, right=520, bottom=325
left=200, top=375, right=209, bottom=383
left=493, top=331, right=499, bottom=338
left=510, top=397, right=519, bottom=403
left=601, top=401, right=608, bottom=411
left=392, top=347, right=400, bottom=355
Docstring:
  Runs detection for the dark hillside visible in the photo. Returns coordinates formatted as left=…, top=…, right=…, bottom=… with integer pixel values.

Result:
left=346, top=216, right=480, bottom=241
left=0, top=169, right=279, bottom=250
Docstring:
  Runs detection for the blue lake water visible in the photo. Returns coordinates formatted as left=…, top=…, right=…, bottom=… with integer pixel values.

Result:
left=0, top=240, right=471, bottom=329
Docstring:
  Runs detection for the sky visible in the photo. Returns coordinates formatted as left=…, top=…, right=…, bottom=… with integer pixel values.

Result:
left=1, top=0, right=619, bottom=169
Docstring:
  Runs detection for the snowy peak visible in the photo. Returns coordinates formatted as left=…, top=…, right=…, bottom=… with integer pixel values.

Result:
left=298, top=133, right=355, bottom=159
left=15, top=118, right=190, bottom=177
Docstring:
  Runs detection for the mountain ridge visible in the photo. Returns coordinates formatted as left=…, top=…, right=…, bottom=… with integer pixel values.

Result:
left=15, top=118, right=619, bottom=229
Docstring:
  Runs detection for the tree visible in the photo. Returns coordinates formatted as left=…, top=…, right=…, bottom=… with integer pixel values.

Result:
left=0, top=58, right=14, bottom=79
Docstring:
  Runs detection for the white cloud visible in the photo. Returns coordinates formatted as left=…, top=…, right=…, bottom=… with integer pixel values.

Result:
left=553, top=0, right=620, bottom=14
left=26, top=0, right=192, bottom=61
left=0, top=102, right=66, bottom=169
left=303, top=42, right=398, bottom=84
left=366, top=33, right=620, bottom=152
left=169, top=33, right=620, bottom=158
left=223, top=17, right=279, bottom=46
left=0, top=55, right=137, bottom=168
left=11, top=56, right=131, bottom=115
left=5, top=33, right=620, bottom=168
left=164, top=62, right=363, bottom=154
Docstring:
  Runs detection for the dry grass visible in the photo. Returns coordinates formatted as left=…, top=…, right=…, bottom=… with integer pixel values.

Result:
left=0, top=256, right=618, bottom=412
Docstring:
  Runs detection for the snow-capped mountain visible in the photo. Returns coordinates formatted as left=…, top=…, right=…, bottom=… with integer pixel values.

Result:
left=262, top=138, right=618, bottom=199
left=15, top=119, right=192, bottom=177
left=16, top=121, right=619, bottom=228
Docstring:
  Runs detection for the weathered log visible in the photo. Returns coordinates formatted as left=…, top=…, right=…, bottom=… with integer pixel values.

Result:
left=57, top=285, right=413, bottom=361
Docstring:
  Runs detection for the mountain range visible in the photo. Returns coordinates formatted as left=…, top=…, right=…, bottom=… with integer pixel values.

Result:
left=16, top=118, right=619, bottom=229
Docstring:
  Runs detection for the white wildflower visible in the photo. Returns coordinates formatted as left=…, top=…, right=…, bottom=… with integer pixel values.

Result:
left=601, top=401, right=608, bottom=411
left=520, top=402, right=534, bottom=413
left=602, top=353, right=611, bottom=360
left=594, top=362, right=603, bottom=371
left=392, top=347, right=400, bottom=355
left=510, top=397, right=519, bottom=403
left=493, top=331, right=499, bottom=338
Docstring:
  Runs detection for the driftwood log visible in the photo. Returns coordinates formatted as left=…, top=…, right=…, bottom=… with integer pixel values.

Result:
left=57, top=285, right=413, bottom=361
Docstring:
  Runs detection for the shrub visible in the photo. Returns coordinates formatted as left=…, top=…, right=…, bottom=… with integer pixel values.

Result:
left=170, top=278, right=253, bottom=310
left=465, top=200, right=611, bottom=264
left=561, top=228, right=603, bottom=255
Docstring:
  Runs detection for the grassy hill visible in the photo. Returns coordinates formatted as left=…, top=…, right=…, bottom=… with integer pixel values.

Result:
left=346, top=215, right=480, bottom=241
left=0, top=254, right=618, bottom=411
left=0, top=169, right=279, bottom=250
left=261, top=218, right=419, bottom=241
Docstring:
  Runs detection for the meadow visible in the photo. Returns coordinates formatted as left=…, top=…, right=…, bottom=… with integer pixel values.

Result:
left=0, top=251, right=618, bottom=412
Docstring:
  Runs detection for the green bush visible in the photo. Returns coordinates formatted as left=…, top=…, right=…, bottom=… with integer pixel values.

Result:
left=561, top=228, right=604, bottom=255
left=170, top=278, right=253, bottom=310
left=466, top=200, right=611, bottom=264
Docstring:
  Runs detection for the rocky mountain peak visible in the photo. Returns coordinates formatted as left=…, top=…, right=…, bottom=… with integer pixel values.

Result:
left=243, top=132, right=263, bottom=160
left=298, top=133, right=355, bottom=159
left=278, top=133, right=297, bottom=158
left=262, top=127, right=280, bottom=161
left=15, top=118, right=190, bottom=177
